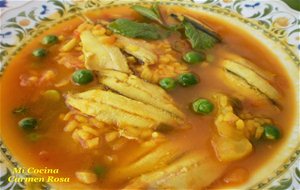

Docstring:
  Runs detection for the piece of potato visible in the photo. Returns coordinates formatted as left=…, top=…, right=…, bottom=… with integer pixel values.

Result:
left=211, top=135, right=252, bottom=162
left=212, top=94, right=253, bottom=162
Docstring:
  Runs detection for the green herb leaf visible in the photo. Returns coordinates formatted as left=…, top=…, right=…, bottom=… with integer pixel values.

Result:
left=183, top=21, right=217, bottom=50
left=156, top=24, right=171, bottom=39
left=151, top=4, right=161, bottom=20
left=108, top=18, right=167, bottom=40
left=167, top=23, right=183, bottom=31
left=132, top=5, right=162, bottom=24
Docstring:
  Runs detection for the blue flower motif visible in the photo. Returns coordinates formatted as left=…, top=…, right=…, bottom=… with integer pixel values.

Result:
left=245, top=2, right=260, bottom=9
left=40, top=5, right=49, bottom=15
left=298, top=44, right=300, bottom=50
left=0, top=31, right=11, bottom=38
left=0, top=0, right=7, bottom=8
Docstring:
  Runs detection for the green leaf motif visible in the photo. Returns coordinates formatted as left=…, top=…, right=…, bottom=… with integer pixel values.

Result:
left=12, top=184, right=24, bottom=190
left=236, top=6, right=243, bottom=14
left=48, top=0, right=66, bottom=11
left=4, top=24, right=26, bottom=33
left=258, top=20, right=271, bottom=29
left=0, top=42, right=15, bottom=48
left=28, top=10, right=37, bottom=21
left=202, top=0, right=215, bottom=3
left=249, top=12, right=261, bottom=19
left=269, top=178, right=292, bottom=190
left=69, top=6, right=82, bottom=13
left=55, top=8, right=64, bottom=17
left=233, top=0, right=244, bottom=7
left=7, top=18, right=16, bottom=22
left=39, top=16, right=54, bottom=21
left=16, top=30, right=24, bottom=41
left=0, top=50, right=8, bottom=61
left=0, top=164, right=25, bottom=189
left=48, top=0, right=66, bottom=16
left=295, top=167, right=300, bottom=184
left=0, top=168, right=12, bottom=188
left=18, top=11, right=26, bottom=17
left=295, top=167, right=300, bottom=179
left=261, top=5, right=273, bottom=17
left=290, top=28, right=300, bottom=35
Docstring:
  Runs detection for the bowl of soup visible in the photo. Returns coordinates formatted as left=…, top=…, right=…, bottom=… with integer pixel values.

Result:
left=0, top=0, right=299, bottom=189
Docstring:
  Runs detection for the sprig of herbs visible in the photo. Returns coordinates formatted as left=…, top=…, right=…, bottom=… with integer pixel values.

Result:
left=108, top=18, right=169, bottom=40
left=131, top=4, right=163, bottom=24
left=183, top=21, right=218, bottom=50
left=111, top=4, right=219, bottom=50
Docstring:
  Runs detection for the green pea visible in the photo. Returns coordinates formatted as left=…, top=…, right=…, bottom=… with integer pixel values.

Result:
left=72, top=69, right=94, bottom=85
left=192, top=98, right=214, bottom=114
left=159, top=78, right=176, bottom=90
left=183, top=51, right=206, bottom=64
left=263, top=124, right=280, bottom=140
left=93, top=165, right=107, bottom=177
left=42, top=35, right=58, bottom=45
left=32, top=48, right=47, bottom=57
left=18, top=117, right=37, bottom=130
left=177, top=73, right=199, bottom=87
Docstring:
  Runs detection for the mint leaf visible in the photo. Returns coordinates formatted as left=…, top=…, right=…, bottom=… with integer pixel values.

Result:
left=108, top=18, right=167, bottom=40
left=132, top=5, right=162, bottom=24
left=151, top=4, right=162, bottom=21
left=183, top=21, right=217, bottom=50
left=167, top=23, right=183, bottom=31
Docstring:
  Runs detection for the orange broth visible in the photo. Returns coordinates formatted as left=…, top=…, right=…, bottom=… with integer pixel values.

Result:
left=0, top=6, right=296, bottom=189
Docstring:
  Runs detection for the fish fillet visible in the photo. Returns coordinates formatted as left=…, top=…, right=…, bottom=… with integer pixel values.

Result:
left=99, top=69, right=184, bottom=119
left=117, top=35, right=158, bottom=65
left=110, top=142, right=184, bottom=182
left=66, top=89, right=184, bottom=130
left=66, top=93, right=156, bottom=128
left=223, top=60, right=280, bottom=103
left=124, top=150, right=226, bottom=189
left=80, top=30, right=130, bottom=73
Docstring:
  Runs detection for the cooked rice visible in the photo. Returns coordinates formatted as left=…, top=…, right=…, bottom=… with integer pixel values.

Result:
left=60, top=110, right=130, bottom=150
